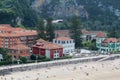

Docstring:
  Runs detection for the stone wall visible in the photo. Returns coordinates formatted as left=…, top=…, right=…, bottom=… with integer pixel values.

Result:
left=0, top=56, right=106, bottom=75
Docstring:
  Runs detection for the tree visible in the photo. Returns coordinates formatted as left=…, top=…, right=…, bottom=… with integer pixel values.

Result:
left=70, top=16, right=82, bottom=48
left=4, top=54, right=12, bottom=61
left=20, top=57, right=27, bottom=63
left=30, top=55, right=36, bottom=60
left=46, top=17, right=55, bottom=41
left=37, top=18, right=46, bottom=39
left=108, top=26, right=118, bottom=38
left=0, top=48, right=8, bottom=58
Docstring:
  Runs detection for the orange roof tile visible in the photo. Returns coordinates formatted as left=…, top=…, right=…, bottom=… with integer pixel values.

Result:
left=9, top=40, right=30, bottom=50
left=19, top=53, right=30, bottom=57
left=82, top=29, right=105, bottom=35
left=103, top=38, right=119, bottom=43
left=96, top=32, right=106, bottom=38
left=33, top=39, right=63, bottom=49
left=55, top=30, right=70, bottom=37
left=54, top=36, right=73, bottom=41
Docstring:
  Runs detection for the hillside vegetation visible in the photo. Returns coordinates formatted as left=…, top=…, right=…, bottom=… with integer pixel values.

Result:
left=0, top=0, right=120, bottom=34
left=0, top=0, right=38, bottom=27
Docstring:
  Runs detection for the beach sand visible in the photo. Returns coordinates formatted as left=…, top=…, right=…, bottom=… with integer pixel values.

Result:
left=1, top=59, right=120, bottom=80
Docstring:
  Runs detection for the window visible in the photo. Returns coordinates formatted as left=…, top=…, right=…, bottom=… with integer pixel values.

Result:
left=58, top=40, right=60, bottom=44
left=67, top=41, right=69, bottom=43
left=62, top=41, right=65, bottom=44
left=55, top=40, right=57, bottom=43
left=70, top=40, right=72, bottom=43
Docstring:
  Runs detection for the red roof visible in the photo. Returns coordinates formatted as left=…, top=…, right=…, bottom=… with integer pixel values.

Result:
left=0, top=24, right=37, bottom=37
left=82, top=29, right=105, bottom=35
left=54, top=30, right=70, bottom=37
left=20, top=53, right=30, bottom=57
left=9, top=40, right=30, bottom=50
left=33, top=39, right=63, bottom=49
left=103, top=38, right=119, bottom=43
left=96, top=32, right=106, bottom=38
left=54, top=36, right=73, bottom=41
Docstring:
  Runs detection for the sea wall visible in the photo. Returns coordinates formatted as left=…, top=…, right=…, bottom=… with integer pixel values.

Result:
left=0, top=56, right=107, bottom=75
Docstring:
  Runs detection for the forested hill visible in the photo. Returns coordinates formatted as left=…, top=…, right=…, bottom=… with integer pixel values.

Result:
left=32, top=0, right=120, bottom=31
left=0, top=0, right=38, bottom=27
left=0, top=0, right=120, bottom=31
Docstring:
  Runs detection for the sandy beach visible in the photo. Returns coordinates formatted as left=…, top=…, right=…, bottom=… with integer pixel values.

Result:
left=0, top=59, right=120, bottom=80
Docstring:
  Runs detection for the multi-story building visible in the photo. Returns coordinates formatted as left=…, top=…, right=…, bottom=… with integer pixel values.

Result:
left=54, top=29, right=106, bottom=42
left=81, top=29, right=106, bottom=41
left=9, top=40, right=30, bottom=60
left=0, top=24, right=37, bottom=48
left=96, top=38, right=120, bottom=54
left=32, top=39, right=63, bottom=59
left=54, top=30, right=70, bottom=38
left=53, top=36, right=75, bottom=55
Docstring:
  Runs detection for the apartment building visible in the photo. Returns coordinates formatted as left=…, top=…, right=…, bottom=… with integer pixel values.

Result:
left=0, top=24, right=37, bottom=48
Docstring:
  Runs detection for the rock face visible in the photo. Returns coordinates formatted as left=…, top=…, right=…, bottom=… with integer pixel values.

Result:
left=31, top=0, right=120, bottom=20
left=31, top=0, right=88, bottom=19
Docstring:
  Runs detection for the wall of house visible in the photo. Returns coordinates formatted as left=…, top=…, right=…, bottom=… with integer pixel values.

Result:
left=32, top=47, right=45, bottom=56
left=98, top=42, right=120, bottom=53
left=53, top=39, right=75, bottom=55
left=45, top=49, right=50, bottom=58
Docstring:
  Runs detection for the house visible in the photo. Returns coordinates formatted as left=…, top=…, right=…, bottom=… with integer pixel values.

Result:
left=32, top=39, right=63, bottom=59
left=0, top=24, right=37, bottom=48
left=54, top=30, right=70, bottom=38
left=96, top=38, right=120, bottom=54
left=81, top=29, right=106, bottom=41
left=54, top=29, right=106, bottom=42
left=8, top=40, right=30, bottom=60
left=0, top=54, right=3, bottom=61
left=53, top=36, right=75, bottom=55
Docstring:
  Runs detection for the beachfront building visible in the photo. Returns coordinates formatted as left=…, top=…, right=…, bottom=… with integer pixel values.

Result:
left=81, top=29, right=106, bottom=42
left=54, top=30, right=70, bottom=38
left=54, top=29, right=106, bottom=42
left=0, top=24, right=37, bottom=48
left=32, top=39, right=63, bottom=59
left=96, top=38, right=120, bottom=53
left=53, top=36, right=75, bottom=55
left=8, top=40, right=30, bottom=60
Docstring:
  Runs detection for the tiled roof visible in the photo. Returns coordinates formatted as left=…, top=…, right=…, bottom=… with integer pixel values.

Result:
left=103, top=38, right=119, bottom=43
left=82, top=29, right=104, bottom=35
left=19, top=53, right=30, bottom=57
left=13, top=30, right=37, bottom=36
left=0, top=24, right=37, bottom=37
left=54, top=36, right=73, bottom=41
left=9, top=40, right=30, bottom=50
left=33, top=39, right=63, bottom=49
left=96, top=32, right=106, bottom=38
left=0, top=24, right=11, bottom=28
left=9, top=44, right=30, bottom=50
left=54, top=30, right=70, bottom=37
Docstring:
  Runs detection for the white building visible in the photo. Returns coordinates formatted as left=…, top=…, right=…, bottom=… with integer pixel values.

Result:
left=53, top=36, right=75, bottom=55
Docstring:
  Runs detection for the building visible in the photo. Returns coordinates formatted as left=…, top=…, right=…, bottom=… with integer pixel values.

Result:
left=0, top=24, right=37, bottom=48
left=32, top=39, right=63, bottom=59
left=81, top=29, right=106, bottom=41
left=54, top=29, right=106, bottom=42
left=96, top=38, right=120, bottom=53
left=54, top=30, right=70, bottom=38
left=8, top=40, right=30, bottom=60
left=53, top=36, right=75, bottom=55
